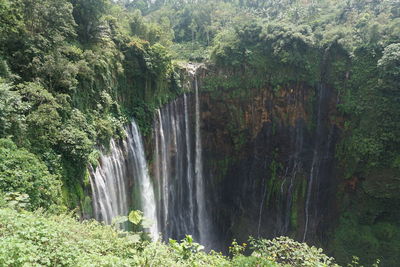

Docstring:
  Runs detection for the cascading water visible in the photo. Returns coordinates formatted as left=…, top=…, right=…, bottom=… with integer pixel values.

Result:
left=302, top=46, right=339, bottom=242
left=153, top=64, right=212, bottom=247
left=126, top=122, right=159, bottom=240
left=194, top=70, right=211, bottom=246
left=89, top=120, right=159, bottom=240
left=279, top=120, right=304, bottom=236
left=303, top=81, right=332, bottom=242
left=89, top=138, right=130, bottom=225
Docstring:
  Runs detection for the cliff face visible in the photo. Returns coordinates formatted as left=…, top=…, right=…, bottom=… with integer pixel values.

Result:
left=193, top=57, right=400, bottom=266
left=197, top=67, right=341, bottom=249
left=143, top=52, right=399, bottom=264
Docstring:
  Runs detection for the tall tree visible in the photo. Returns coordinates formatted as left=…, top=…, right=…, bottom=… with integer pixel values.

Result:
left=71, top=0, right=110, bottom=43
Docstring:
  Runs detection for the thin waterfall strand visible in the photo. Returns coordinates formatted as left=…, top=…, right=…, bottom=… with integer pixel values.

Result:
left=184, top=93, right=195, bottom=230
left=194, top=74, right=209, bottom=245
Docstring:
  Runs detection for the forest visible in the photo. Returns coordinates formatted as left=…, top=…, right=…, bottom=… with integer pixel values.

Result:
left=0, top=0, right=399, bottom=266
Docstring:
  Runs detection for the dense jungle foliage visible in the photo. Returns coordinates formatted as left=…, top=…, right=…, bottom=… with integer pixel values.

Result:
left=0, top=0, right=399, bottom=266
left=1, top=206, right=350, bottom=266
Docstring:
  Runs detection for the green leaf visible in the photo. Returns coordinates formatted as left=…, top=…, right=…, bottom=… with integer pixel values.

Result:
left=128, top=210, right=143, bottom=225
left=185, top=235, right=193, bottom=244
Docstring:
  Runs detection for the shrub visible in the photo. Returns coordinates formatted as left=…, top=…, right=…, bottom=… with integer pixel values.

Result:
left=0, top=208, right=230, bottom=266
left=250, top=236, right=339, bottom=267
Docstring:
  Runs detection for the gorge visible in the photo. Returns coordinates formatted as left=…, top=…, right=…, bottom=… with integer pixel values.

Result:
left=0, top=0, right=399, bottom=266
left=88, top=62, right=339, bottom=253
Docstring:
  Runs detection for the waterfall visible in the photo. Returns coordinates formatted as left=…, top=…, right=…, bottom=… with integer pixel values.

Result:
left=126, top=121, right=159, bottom=240
left=153, top=64, right=212, bottom=246
left=184, top=93, right=196, bottom=232
left=90, top=64, right=212, bottom=246
left=153, top=96, right=195, bottom=240
left=257, top=178, right=268, bottom=237
left=303, top=150, right=319, bottom=241
left=89, top=139, right=129, bottom=225
left=194, top=74, right=210, bottom=245
left=303, top=83, right=329, bottom=242
left=279, top=120, right=304, bottom=236
left=89, top=120, right=159, bottom=240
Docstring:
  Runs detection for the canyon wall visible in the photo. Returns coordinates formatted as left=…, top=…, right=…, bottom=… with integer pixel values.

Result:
left=197, top=68, right=341, bottom=250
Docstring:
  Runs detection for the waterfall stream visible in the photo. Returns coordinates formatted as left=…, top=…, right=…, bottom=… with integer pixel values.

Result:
left=89, top=120, right=159, bottom=240
left=89, top=138, right=129, bottom=225
left=153, top=96, right=196, bottom=240
left=303, top=83, right=329, bottom=242
left=194, top=73, right=210, bottom=245
left=126, top=122, right=159, bottom=240
left=153, top=64, right=212, bottom=246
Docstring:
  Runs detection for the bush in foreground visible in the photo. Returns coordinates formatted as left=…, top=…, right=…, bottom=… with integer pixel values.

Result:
left=0, top=207, right=358, bottom=267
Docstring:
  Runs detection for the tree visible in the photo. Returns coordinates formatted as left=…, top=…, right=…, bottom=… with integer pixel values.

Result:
left=0, top=138, right=62, bottom=210
left=0, top=0, right=24, bottom=47
left=378, top=43, right=400, bottom=81
left=0, top=81, right=26, bottom=142
left=18, top=82, right=62, bottom=152
left=71, top=0, right=110, bottom=43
